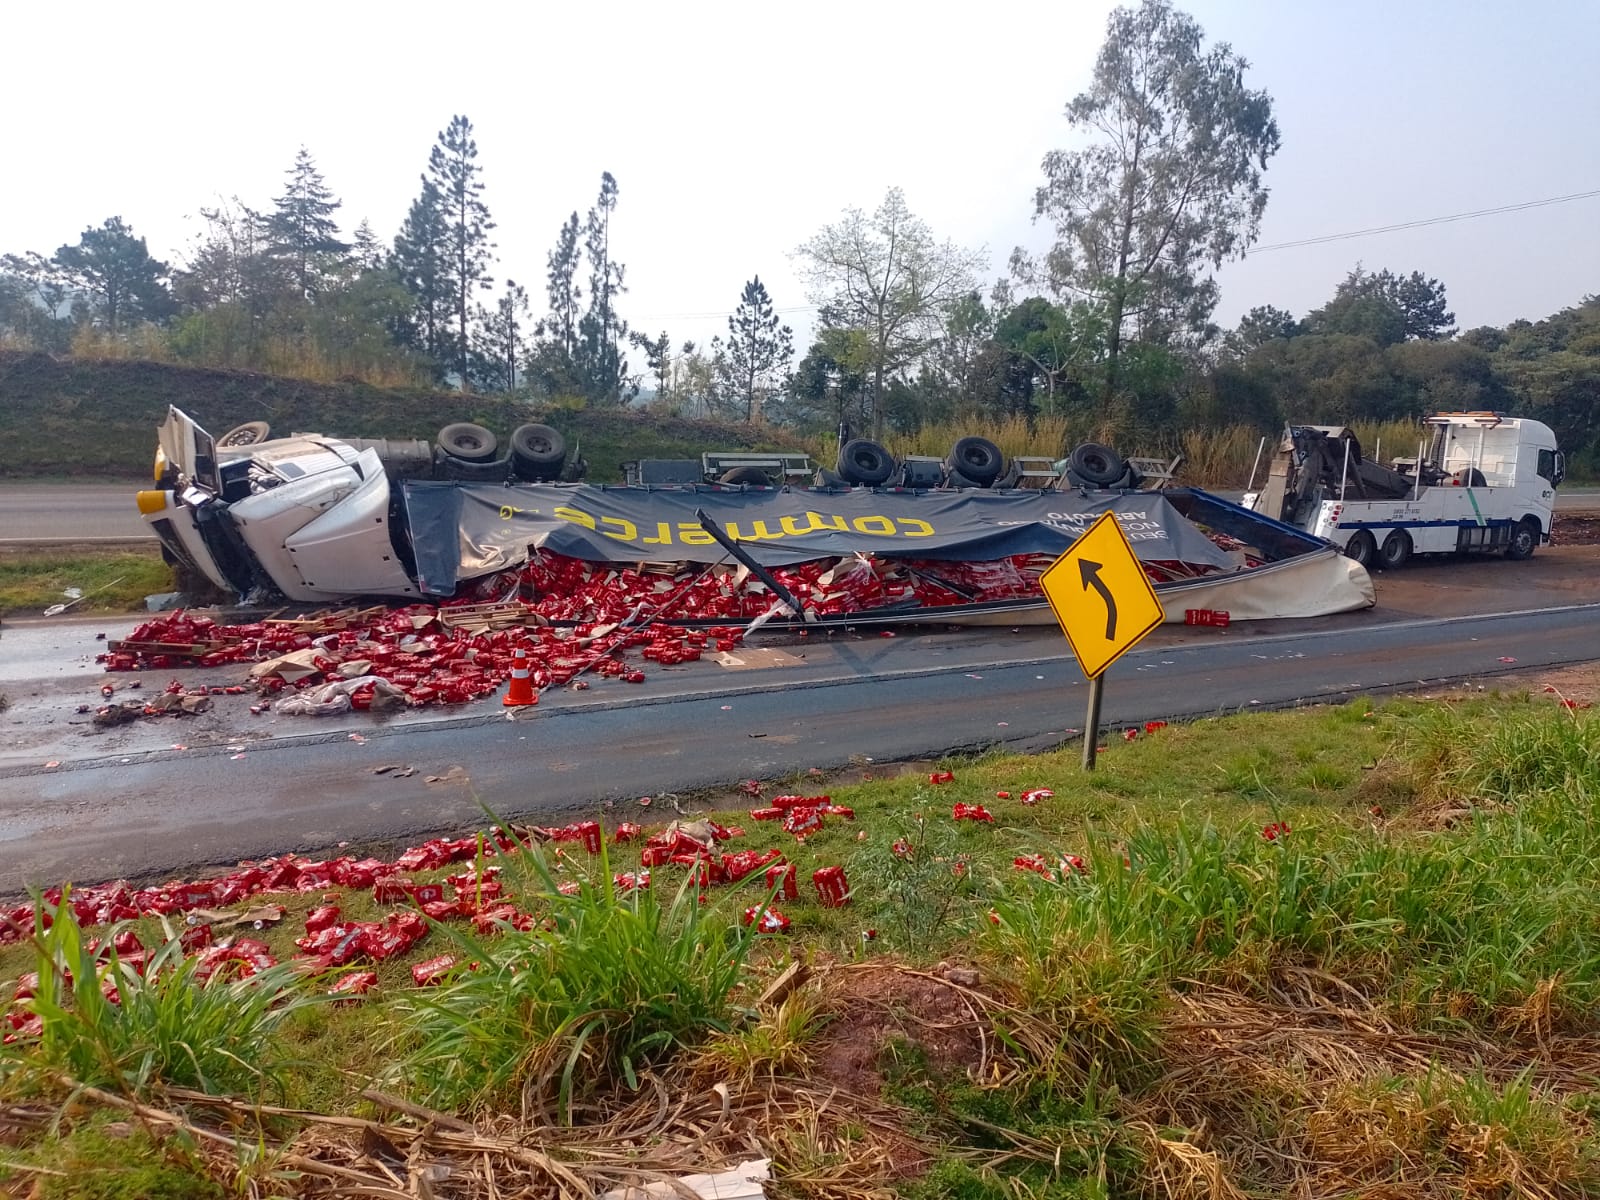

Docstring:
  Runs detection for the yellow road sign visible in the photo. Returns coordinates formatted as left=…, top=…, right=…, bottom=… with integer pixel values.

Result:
left=1039, top=509, right=1165, bottom=679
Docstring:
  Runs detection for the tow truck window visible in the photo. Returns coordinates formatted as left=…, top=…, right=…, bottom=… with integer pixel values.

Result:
left=1538, top=449, right=1557, bottom=482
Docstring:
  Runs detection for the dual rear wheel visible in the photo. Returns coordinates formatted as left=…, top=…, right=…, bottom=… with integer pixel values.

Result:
left=1343, top=529, right=1411, bottom=569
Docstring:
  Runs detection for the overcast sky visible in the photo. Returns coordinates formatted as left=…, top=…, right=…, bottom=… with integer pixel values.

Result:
left=8, top=0, right=1598, bottom=357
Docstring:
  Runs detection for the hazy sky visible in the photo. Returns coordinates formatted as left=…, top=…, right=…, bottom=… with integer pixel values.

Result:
left=8, top=0, right=1598, bottom=357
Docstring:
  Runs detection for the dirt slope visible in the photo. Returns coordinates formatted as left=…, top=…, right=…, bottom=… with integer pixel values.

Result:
left=0, top=351, right=802, bottom=481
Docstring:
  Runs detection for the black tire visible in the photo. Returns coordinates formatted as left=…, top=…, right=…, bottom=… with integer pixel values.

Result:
left=943, top=467, right=984, bottom=489
left=946, top=436, right=1004, bottom=486
left=815, top=467, right=849, bottom=489
left=509, top=424, right=566, bottom=479
left=837, top=438, right=894, bottom=487
left=1506, top=516, right=1539, bottom=560
left=1456, top=467, right=1487, bottom=488
left=218, top=421, right=271, bottom=448
left=718, top=466, right=772, bottom=486
left=1378, top=529, right=1413, bottom=570
left=434, top=451, right=512, bottom=482
left=1344, top=530, right=1376, bottom=567
left=1066, top=443, right=1126, bottom=487
left=437, top=422, right=498, bottom=463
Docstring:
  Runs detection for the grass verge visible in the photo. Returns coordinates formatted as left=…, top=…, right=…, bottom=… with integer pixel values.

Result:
left=0, top=551, right=172, bottom=616
left=3, top=689, right=1599, bottom=1197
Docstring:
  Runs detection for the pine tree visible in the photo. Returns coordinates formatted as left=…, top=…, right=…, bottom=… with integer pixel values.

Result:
left=425, top=114, right=496, bottom=389
left=393, top=181, right=450, bottom=370
left=351, top=219, right=387, bottom=273
left=53, top=217, right=174, bottom=332
left=717, top=276, right=794, bottom=422
left=475, top=280, right=529, bottom=392
left=268, top=147, right=348, bottom=298
left=539, top=212, right=582, bottom=358
left=575, top=172, right=631, bottom=403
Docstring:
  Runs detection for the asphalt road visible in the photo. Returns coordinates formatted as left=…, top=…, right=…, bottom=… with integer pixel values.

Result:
left=3, top=483, right=1599, bottom=544
left=2, top=601, right=1596, bottom=889
left=0, top=483, right=153, bottom=542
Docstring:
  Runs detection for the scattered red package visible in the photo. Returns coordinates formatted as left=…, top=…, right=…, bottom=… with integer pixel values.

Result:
left=372, top=877, right=409, bottom=903
left=421, top=899, right=465, bottom=921
left=765, top=862, right=797, bottom=900
left=1020, top=788, right=1054, bottom=806
left=1144, top=720, right=1168, bottom=733
left=304, top=905, right=341, bottom=934
left=749, top=807, right=784, bottom=821
left=721, top=848, right=781, bottom=882
left=613, top=870, right=651, bottom=892
left=929, top=770, right=955, bottom=785
left=613, top=822, right=643, bottom=843
left=742, top=906, right=791, bottom=933
left=329, top=971, right=378, bottom=1004
left=411, top=955, right=458, bottom=986
left=783, top=807, right=825, bottom=838
left=404, top=882, right=445, bottom=906
left=1013, top=854, right=1053, bottom=878
left=812, top=866, right=850, bottom=908
left=952, top=803, right=994, bottom=823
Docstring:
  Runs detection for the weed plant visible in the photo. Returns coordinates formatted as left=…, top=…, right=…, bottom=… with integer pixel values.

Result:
left=394, top=844, right=765, bottom=1117
left=9, top=896, right=315, bottom=1100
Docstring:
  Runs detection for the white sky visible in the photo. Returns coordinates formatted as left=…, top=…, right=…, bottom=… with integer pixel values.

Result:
left=8, top=0, right=1599, bottom=358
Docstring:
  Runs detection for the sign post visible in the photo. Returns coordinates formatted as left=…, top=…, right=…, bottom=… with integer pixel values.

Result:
left=1038, top=509, right=1166, bottom=770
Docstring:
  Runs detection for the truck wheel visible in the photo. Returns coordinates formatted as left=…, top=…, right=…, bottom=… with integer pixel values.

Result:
left=837, top=439, right=894, bottom=487
left=1506, top=516, right=1539, bottom=560
left=1378, top=530, right=1412, bottom=570
left=509, top=424, right=566, bottom=479
left=946, top=436, right=1004, bottom=486
left=1344, top=530, right=1376, bottom=567
left=437, top=422, right=498, bottom=464
left=1066, top=443, right=1126, bottom=487
left=218, top=421, right=271, bottom=448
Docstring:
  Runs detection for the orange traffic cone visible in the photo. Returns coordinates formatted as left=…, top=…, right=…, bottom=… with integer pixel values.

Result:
left=502, top=647, right=538, bottom=707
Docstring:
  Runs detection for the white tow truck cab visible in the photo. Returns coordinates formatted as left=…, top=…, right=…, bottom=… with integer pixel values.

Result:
left=1243, top=412, right=1563, bottom=570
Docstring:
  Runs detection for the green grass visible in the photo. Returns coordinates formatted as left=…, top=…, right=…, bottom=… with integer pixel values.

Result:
left=0, top=551, right=173, bottom=616
left=392, top=841, right=767, bottom=1117
left=9, top=896, right=321, bottom=1101
left=5, top=691, right=1600, bottom=1196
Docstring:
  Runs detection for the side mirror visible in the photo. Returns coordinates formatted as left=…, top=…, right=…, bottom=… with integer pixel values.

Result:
left=1553, top=451, right=1566, bottom=488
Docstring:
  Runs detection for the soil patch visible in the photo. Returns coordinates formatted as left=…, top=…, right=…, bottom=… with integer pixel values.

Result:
left=810, top=964, right=988, bottom=1101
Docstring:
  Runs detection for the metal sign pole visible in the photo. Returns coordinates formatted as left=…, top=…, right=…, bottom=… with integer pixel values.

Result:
left=1082, top=675, right=1104, bottom=771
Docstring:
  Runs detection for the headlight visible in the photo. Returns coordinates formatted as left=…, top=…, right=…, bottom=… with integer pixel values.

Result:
left=154, top=447, right=168, bottom=483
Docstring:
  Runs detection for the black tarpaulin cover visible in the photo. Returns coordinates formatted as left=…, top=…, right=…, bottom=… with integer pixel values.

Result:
left=401, top=482, right=1237, bottom=596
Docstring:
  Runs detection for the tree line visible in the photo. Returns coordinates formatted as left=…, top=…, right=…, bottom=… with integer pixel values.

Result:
left=1, top=0, right=1594, bottom=467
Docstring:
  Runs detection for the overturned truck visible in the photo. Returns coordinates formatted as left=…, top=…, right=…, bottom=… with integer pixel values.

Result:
left=138, top=408, right=1373, bottom=624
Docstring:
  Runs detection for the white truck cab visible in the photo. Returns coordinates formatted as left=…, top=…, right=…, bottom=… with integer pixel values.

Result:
left=1243, top=412, right=1562, bottom=569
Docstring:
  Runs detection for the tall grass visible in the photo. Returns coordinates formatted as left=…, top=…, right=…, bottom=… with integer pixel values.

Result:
left=981, top=709, right=1600, bottom=1043
left=13, top=896, right=317, bottom=1098
left=395, top=845, right=765, bottom=1117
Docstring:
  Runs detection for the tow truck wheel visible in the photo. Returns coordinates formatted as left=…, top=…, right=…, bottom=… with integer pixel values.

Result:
left=1344, top=530, right=1376, bottom=567
left=1378, top=530, right=1412, bottom=570
left=1506, top=517, right=1539, bottom=560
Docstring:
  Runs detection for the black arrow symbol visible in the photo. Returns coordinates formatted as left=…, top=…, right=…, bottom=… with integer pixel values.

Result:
left=1079, top=558, right=1118, bottom=640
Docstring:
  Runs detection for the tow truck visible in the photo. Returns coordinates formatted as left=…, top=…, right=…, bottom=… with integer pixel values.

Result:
left=1243, top=411, right=1564, bottom=569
